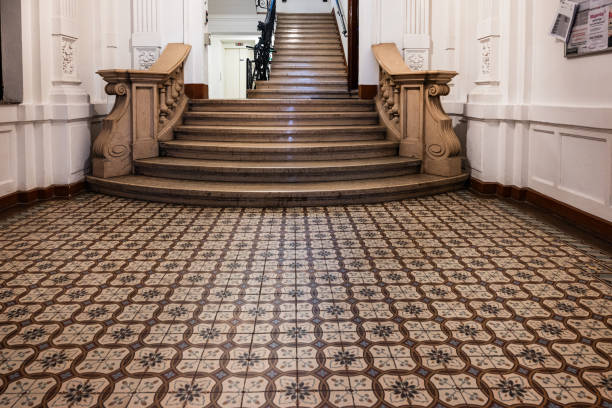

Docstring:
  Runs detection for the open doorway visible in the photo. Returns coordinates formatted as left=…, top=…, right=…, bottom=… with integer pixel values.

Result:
left=223, top=43, right=254, bottom=99
left=208, top=35, right=256, bottom=99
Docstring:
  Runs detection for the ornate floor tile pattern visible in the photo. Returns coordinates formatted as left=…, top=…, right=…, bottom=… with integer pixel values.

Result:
left=0, top=191, right=611, bottom=407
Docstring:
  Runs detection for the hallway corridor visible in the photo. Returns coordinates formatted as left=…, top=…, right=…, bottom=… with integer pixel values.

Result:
left=0, top=192, right=610, bottom=407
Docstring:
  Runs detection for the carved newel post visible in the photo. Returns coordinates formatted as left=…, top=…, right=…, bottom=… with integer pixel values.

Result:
left=91, top=43, right=191, bottom=179
left=372, top=43, right=463, bottom=178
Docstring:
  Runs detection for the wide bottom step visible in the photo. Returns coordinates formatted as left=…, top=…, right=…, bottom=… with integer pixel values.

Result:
left=87, top=173, right=469, bottom=207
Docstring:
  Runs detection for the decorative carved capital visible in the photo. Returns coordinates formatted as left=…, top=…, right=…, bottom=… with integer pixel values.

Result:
left=105, top=83, right=129, bottom=96
left=428, top=84, right=450, bottom=97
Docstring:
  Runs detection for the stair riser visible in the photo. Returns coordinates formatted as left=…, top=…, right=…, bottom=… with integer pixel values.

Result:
left=275, top=37, right=339, bottom=42
left=175, top=131, right=385, bottom=142
left=247, top=93, right=351, bottom=99
left=88, top=178, right=467, bottom=208
left=255, top=84, right=347, bottom=91
left=258, top=79, right=347, bottom=86
left=275, top=30, right=338, bottom=35
left=188, top=103, right=374, bottom=112
left=275, top=25, right=337, bottom=30
left=274, top=64, right=345, bottom=69
left=183, top=116, right=377, bottom=126
left=273, top=56, right=345, bottom=63
left=274, top=50, right=343, bottom=56
left=271, top=70, right=346, bottom=77
left=274, top=45, right=342, bottom=50
left=135, top=163, right=418, bottom=183
left=161, top=146, right=399, bottom=161
left=269, top=74, right=347, bottom=80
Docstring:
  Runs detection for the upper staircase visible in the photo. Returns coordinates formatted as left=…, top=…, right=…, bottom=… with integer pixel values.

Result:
left=249, top=13, right=351, bottom=99
left=87, top=11, right=467, bottom=207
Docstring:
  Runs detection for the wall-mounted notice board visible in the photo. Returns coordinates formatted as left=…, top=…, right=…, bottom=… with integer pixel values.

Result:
left=565, top=0, right=612, bottom=57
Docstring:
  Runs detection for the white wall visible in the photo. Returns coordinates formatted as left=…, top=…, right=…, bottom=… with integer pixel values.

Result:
left=425, top=0, right=612, bottom=221
left=277, top=0, right=333, bottom=14
left=0, top=0, right=207, bottom=199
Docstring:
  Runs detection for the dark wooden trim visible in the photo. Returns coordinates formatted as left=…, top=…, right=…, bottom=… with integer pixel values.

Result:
left=0, top=180, right=85, bottom=213
left=347, top=0, right=359, bottom=91
left=359, top=85, right=377, bottom=100
left=469, top=177, right=611, bottom=241
left=185, top=84, right=208, bottom=99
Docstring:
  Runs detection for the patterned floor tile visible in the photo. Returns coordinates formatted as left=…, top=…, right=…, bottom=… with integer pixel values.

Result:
left=0, top=191, right=610, bottom=407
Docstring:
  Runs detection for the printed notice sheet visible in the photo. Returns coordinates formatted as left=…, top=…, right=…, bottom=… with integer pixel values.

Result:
left=566, top=0, right=612, bottom=56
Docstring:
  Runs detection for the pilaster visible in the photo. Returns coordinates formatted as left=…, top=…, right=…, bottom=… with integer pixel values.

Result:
left=403, top=0, right=431, bottom=70
left=469, top=0, right=502, bottom=103
left=131, top=0, right=161, bottom=70
left=49, top=0, right=89, bottom=105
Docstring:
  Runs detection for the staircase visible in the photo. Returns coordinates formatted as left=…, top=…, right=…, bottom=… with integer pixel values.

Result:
left=86, top=15, right=468, bottom=207
left=248, top=13, right=351, bottom=99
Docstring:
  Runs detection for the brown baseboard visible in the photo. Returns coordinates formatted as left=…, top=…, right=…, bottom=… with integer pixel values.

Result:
left=185, top=84, right=208, bottom=100
left=469, top=178, right=611, bottom=242
left=358, top=85, right=377, bottom=100
left=0, top=181, right=85, bottom=213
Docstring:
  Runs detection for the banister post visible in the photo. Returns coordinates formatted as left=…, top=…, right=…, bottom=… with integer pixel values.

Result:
left=372, top=43, right=463, bottom=178
left=92, top=75, right=133, bottom=179
left=421, top=76, right=462, bottom=177
left=91, top=43, right=191, bottom=179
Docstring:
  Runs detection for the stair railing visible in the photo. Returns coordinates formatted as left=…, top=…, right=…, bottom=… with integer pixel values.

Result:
left=334, top=0, right=348, bottom=37
left=92, top=43, right=191, bottom=179
left=372, top=43, right=462, bottom=177
left=247, top=0, right=276, bottom=90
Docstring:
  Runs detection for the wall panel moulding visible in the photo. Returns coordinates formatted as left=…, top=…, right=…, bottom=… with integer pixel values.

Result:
left=470, top=178, right=612, bottom=242
left=0, top=182, right=85, bottom=214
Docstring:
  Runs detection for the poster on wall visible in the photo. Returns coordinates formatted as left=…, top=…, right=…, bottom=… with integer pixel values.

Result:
left=565, top=0, right=612, bottom=57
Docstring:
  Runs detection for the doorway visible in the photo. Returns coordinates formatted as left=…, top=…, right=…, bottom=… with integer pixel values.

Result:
left=223, top=44, right=254, bottom=99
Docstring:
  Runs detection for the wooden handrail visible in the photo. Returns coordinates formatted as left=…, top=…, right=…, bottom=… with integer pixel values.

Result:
left=372, top=43, right=462, bottom=177
left=92, top=43, right=191, bottom=179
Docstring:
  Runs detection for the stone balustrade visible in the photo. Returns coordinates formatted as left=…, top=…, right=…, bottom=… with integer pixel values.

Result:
left=372, top=43, right=462, bottom=177
left=92, top=43, right=191, bottom=179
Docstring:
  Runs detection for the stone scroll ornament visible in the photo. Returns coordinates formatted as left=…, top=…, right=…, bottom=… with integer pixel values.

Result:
left=372, top=43, right=462, bottom=177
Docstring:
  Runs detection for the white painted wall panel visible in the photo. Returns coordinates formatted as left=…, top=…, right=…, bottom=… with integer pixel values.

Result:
left=559, top=133, right=608, bottom=205
left=530, top=128, right=558, bottom=188
left=0, top=127, right=17, bottom=197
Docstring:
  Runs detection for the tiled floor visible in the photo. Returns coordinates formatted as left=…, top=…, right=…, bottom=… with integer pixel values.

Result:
left=0, top=191, right=610, bottom=407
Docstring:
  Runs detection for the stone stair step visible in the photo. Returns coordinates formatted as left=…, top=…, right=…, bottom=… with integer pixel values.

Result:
left=247, top=89, right=352, bottom=99
left=258, top=78, right=348, bottom=86
left=255, top=82, right=347, bottom=91
left=87, top=173, right=469, bottom=207
left=275, top=29, right=338, bottom=35
left=276, top=23, right=336, bottom=29
left=274, top=32, right=340, bottom=39
left=274, top=44, right=342, bottom=50
left=135, top=157, right=421, bottom=183
left=273, top=49, right=343, bottom=56
left=188, top=99, right=374, bottom=112
left=160, top=140, right=400, bottom=161
left=273, top=55, right=345, bottom=63
left=269, top=71, right=347, bottom=79
left=183, top=111, right=375, bottom=126
left=174, top=125, right=386, bottom=142
left=271, top=69, right=347, bottom=78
